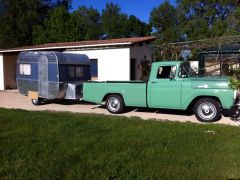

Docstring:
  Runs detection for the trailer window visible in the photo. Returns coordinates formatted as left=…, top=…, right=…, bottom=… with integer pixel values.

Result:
left=68, top=66, right=84, bottom=78
left=20, top=64, right=31, bottom=75
left=69, top=66, right=75, bottom=78
left=76, top=66, right=84, bottom=77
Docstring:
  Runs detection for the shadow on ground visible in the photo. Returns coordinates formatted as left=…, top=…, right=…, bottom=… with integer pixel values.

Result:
left=49, top=99, right=194, bottom=117
left=38, top=99, right=233, bottom=119
left=40, top=99, right=96, bottom=106
left=92, top=105, right=194, bottom=117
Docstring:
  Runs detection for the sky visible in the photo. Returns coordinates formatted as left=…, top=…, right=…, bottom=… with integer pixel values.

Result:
left=71, top=0, right=176, bottom=23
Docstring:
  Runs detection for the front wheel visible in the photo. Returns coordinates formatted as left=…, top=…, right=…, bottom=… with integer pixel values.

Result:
left=106, top=94, right=125, bottom=114
left=194, top=98, right=221, bottom=122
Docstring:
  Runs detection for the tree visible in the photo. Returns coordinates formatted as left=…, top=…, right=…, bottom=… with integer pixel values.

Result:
left=177, top=0, right=239, bottom=40
left=33, top=5, right=101, bottom=44
left=0, top=0, right=72, bottom=48
left=125, top=15, right=151, bottom=37
left=150, top=1, right=180, bottom=60
left=33, top=6, right=71, bottom=44
left=101, top=3, right=128, bottom=38
left=101, top=3, right=151, bottom=39
left=68, top=6, right=101, bottom=41
left=151, top=0, right=240, bottom=44
left=150, top=0, right=240, bottom=60
left=150, top=1, right=179, bottom=44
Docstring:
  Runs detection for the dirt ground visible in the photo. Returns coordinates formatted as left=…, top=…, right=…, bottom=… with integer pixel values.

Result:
left=0, top=90, right=240, bottom=126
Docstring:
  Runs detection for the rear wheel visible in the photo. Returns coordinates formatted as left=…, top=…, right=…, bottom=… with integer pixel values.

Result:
left=31, top=98, right=42, bottom=106
left=106, top=94, right=124, bottom=114
left=194, top=98, right=221, bottom=122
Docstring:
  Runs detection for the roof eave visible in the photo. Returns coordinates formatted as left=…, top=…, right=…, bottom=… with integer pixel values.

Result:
left=0, top=42, right=132, bottom=53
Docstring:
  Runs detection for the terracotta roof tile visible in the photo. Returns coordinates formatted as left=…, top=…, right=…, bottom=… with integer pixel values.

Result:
left=0, top=36, right=156, bottom=53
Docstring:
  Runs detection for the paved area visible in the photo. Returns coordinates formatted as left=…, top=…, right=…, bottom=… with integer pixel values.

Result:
left=0, top=90, right=240, bottom=126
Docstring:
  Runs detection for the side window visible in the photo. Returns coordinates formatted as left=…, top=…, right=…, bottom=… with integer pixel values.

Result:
left=156, top=66, right=176, bottom=79
left=75, top=66, right=84, bottom=77
left=179, top=63, right=195, bottom=78
left=68, top=66, right=75, bottom=78
left=68, top=66, right=84, bottom=78
left=20, top=64, right=31, bottom=75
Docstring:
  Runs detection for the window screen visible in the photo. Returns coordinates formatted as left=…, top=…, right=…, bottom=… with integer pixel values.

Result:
left=68, top=66, right=75, bottom=78
left=76, top=66, right=84, bottom=77
left=68, top=66, right=84, bottom=78
left=20, top=64, right=31, bottom=75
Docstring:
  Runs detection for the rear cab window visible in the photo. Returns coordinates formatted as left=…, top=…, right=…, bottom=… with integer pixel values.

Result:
left=179, top=62, right=196, bottom=78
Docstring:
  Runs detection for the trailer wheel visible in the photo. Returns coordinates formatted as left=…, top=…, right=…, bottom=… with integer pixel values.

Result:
left=106, top=94, right=124, bottom=114
left=31, top=98, right=42, bottom=106
left=194, top=98, right=221, bottom=122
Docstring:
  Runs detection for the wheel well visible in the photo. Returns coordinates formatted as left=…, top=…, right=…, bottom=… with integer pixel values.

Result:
left=187, top=96, right=222, bottom=110
left=102, top=93, right=124, bottom=103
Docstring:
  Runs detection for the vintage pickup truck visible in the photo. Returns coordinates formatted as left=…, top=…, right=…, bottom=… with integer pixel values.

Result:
left=83, top=61, right=238, bottom=122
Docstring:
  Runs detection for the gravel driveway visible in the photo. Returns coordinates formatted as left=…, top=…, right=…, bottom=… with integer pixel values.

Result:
left=0, top=90, right=239, bottom=126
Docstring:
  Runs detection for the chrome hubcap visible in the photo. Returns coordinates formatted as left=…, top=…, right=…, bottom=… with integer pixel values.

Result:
left=32, top=99, right=38, bottom=104
left=197, top=102, right=216, bottom=121
left=107, top=97, right=120, bottom=112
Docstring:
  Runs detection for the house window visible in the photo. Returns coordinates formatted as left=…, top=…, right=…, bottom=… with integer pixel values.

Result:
left=68, top=66, right=84, bottom=78
left=20, top=64, right=31, bottom=75
left=90, top=59, right=98, bottom=78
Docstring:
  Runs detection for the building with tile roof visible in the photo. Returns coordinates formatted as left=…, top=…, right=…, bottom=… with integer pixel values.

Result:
left=0, top=36, right=155, bottom=90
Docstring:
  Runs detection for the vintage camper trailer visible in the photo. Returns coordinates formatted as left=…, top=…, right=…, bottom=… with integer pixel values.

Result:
left=17, top=51, right=90, bottom=105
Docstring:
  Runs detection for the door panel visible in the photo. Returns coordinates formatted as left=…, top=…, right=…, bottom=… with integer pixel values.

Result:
left=149, top=65, right=181, bottom=109
left=38, top=55, right=48, bottom=98
left=149, top=79, right=181, bottom=109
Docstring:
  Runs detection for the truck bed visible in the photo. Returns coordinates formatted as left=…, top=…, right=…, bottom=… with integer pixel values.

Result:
left=83, top=81, right=147, bottom=107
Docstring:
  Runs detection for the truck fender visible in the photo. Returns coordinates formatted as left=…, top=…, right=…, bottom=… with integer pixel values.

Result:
left=102, top=93, right=125, bottom=103
left=186, top=96, right=222, bottom=110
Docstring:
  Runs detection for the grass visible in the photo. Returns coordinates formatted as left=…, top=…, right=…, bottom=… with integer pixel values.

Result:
left=1, top=108, right=240, bottom=179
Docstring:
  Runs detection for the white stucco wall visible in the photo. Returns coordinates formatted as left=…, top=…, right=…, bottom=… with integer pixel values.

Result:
left=0, top=54, right=5, bottom=90
left=130, top=44, right=152, bottom=80
left=64, top=48, right=130, bottom=81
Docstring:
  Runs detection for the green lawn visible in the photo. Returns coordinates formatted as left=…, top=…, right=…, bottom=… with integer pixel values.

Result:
left=1, top=108, right=240, bottom=179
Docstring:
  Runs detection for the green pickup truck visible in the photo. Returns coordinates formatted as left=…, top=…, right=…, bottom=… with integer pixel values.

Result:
left=83, top=61, right=238, bottom=122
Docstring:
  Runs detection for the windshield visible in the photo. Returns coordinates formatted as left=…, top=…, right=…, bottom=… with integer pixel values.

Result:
left=179, top=62, right=196, bottom=78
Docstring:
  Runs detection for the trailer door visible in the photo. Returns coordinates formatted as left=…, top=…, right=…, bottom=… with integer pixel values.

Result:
left=38, top=55, right=48, bottom=98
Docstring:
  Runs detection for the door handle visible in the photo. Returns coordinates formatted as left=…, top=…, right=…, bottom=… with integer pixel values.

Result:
left=151, top=81, right=157, bottom=84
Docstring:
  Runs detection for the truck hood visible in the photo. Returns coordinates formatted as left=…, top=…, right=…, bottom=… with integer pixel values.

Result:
left=190, top=77, right=230, bottom=89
